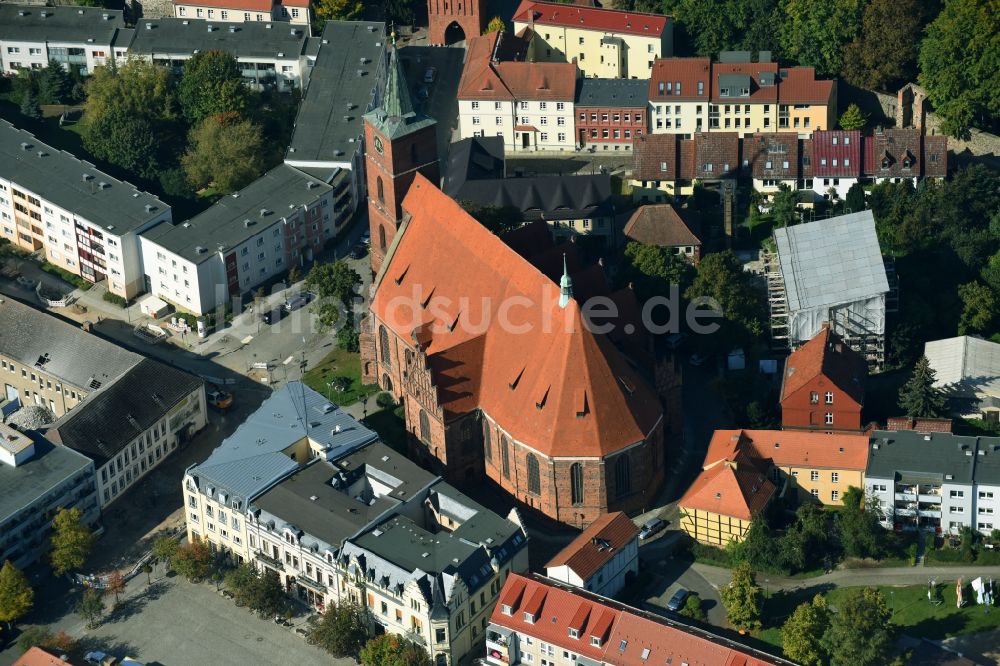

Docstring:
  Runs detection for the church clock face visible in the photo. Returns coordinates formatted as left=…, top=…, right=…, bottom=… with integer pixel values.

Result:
left=373, top=135, right=384, bottom=155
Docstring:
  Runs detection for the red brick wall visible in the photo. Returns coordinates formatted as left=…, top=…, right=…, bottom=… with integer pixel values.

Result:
left=427, top=0, right=485, bottom=45
left=781, top=378, right=862, bottom=431
left=575, top=106, right=648, bottom=146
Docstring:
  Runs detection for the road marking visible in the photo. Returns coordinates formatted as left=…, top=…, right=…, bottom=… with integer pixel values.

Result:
left=241, top=335, right=254, bottom=345
left=282, top=355, right=294, bottom=365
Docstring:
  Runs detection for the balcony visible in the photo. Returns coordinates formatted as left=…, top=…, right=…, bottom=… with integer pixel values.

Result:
left=296, top=575, right=327, bottom=594
left=255, top=551, right=282, bottom=569
left=919, top=494, right=942, bottom=504
left=894, top=492, right=916, bottom=502
left=918, top=508, right=941, bottom=518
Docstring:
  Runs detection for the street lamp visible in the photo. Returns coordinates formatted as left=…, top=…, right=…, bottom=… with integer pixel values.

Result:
left=765, top=578, right=770, bottom=600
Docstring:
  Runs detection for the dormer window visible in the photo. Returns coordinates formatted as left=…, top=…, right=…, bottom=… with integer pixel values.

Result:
left=569, top=628, right=579, bottom=638
left=720, top=87, right=730, bottom=97
left=501, top=604, right=512, bottom=615
left=523, top=611, right=535, bottom=624
left=590, top=636, right=601, bottom=647
left=741, top=87, right=750, bottom=96
left=902, top=155, right=914, bottom=169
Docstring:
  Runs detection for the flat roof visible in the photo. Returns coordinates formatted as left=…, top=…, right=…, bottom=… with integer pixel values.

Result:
left=0, top=5, right=125, bottom=45
left=128, top=17, right=309, bottom=59
left=0, top=121, right=169, bottom=235
left=867, top=430, right=980, bottom=485
left=0, top=438, right=92, bottom=524
left=286, top=21, right=386, bottom=166
left=139, top=164, right=331, bottom=264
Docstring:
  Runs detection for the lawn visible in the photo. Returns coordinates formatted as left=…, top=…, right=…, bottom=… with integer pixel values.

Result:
left=301, top=347, right=378, bottom=406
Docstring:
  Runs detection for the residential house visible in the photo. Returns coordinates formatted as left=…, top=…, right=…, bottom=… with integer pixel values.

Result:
left=14, top=646, right=80, bottom=666
left=544, top=511, right=639, bottom=598
left=691, top=131, right=740, bottom=184
left=776, top=66, right=836, bottom=135
left=678, top=451, right=775, bottom=546
left=780, top=325, right=868, bottom=431
left=486, top=573, right=796, bottom=666
left=575, top=78, right=648, bottom=149
left=139, top=164, right=336, bottom=316
left=184, top=381, right=528, bottom=665
left=628, top=131, right=738, bottom=201
left=863, top=127, right=948, bottom=184
left=0, top=4, right=126, bottom=75
left=512, top=0, right=673, bottom=79
left=647, top=57, right=711, bottom=137
left=808, top=129, right=861, bottom=201
left=924, top=336, right=1000, bottom=421
left=126, top=17, right=315, bottom=91
left=171, top=0, right=310, bottom=27
left=0, top=423, right=98, bottom=569
left=458, top=31, right=578, bottom=152
left=866, top=429, right=1000, bottom=536
left=622, top=204, right=701, bottom=264
left=744, top=132, right=801, bottom=194
left=285, top=21, right=386, bottom=204
left=770, top=210, right=891, bottom=368
left=0, top=121, right=171, bottom=299
left=362, top=174, right=665, bottom=527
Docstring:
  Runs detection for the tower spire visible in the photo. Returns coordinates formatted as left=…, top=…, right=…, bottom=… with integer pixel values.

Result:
left=559, top=253, right=573, bottom=308
left=382, top=39, right=416, bottom=120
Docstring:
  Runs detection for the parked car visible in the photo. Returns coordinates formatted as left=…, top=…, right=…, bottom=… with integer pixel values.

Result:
left=639, top=517, right=666, bottom=540
left=423, top=66, right=437, bottom=83
left=349, top=244, right=366, bottom=259
left=666, top=588, right=690, bottom=612
left=261, top=308, right=286, bottom=325
left=85, top=652, right=118, bottom=666
left=360, top=230, right=371, bottom=246
left=206, top=387, right=233, bottom=411
left=283, top=292, right=312, bottom=312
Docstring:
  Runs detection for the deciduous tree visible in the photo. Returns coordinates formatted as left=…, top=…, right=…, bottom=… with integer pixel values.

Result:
left=720, top=562, right=763, bottom=631
left=314, top=0, right=363, bottom=30
left=958, top=281, right=998, bottom=336
left=835, top=486, right=888, bottom=560
left=685, top=250, right=765, bottom=354
left=838, top=103, right=868, bottom=131
left=821, top=587, right=894, bottom=666
left=897, top=356, right=947, bottom=418
left=76, top=588, right=105, bottom=629
left=678, top=594, right=707, bottom=622
left=181, top=113, right=265, bottom=192
left=83, top=105, right=161, bottom=179
left=486, top=16, right=505, bottom=33
left=771, top=184, right=800, bottom=228
left=0, top=560, right=34, bottom=630
left=247, top=569, right=286, bottom=617
left=780, top=0, right=865, bottom=77
left=618, top=241, right=695, bottom=303
left=458, top=201, right=523, bottom=235
left=15, top=627, right=78, bottom=655
left=308, top=601, right=371, bottom=658
left=782, top=594, right=830, bottom=666
left=918, top=0, right=1000, bottom=138
left=171, top=540, right=213, bottom=582
left=152, top=536, right=180, bottom=569
left=360, top=634, right=432, bottom=666
left=670, top=0, right=781, bottom=58
left=105, top=570, right=126, bottom=606
left=306, top=260, right=361, bottom=329
left=841, top=0, right=923, bottom=91
left=177, top=50, right=252, bottom=125
left=49, top=507, right=94, bottom=576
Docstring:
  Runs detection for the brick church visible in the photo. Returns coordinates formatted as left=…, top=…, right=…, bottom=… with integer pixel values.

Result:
left=361, top=40, right=670, bottom=527
left=427, top=0, right=485, bottom=45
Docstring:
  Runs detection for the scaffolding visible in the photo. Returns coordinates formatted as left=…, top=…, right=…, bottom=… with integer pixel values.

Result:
left=764, top=249, right=789, bottom=353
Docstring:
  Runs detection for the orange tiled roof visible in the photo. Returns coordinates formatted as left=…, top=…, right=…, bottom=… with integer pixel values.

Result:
left=777, top=66, right=834, bottom=106
left=648, top=57, right=711, bottom=102
left=780, top=326, right=867, bottom=405
left=623, top=204, right=701, bottom=248
left=678, top=453, right=775, bottom=520
left=13, top=648, right=68, bottom=666
left=545, top=511, right=639, bottom=580
left=371, top=175, right=662, bottom=458
left=458, top=32, right=576, bottom=102
left=705, top=429, right=870, bottom=472
left=513, top=0, right=669, bottom=37
left=172, top=0, right=274, bottom=10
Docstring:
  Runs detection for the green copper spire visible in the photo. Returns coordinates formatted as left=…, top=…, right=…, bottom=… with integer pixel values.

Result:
left=559, top=253, right=573, bottom=308
left=382, top=44, right=416, bottom=120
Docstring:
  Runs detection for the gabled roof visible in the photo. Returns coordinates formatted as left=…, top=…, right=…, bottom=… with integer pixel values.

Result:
left=12, top=647, right=69, bottom=666
left=781, top=326, right=867, bottom=405
left=0, top=5, right=124, bottom=46
left=512, top=0, right=669, bottom=37
left=774, top=210, right=889, bottom=312
left=704, top=429, right=871, bottom=474
left=631, top=133, right=681, bottom=180
left=678, top=452, right=775, bottom=520
left=648, top=57, right=711, bottom=102
left=545, top=512, right=639, bottom=581
left=744, top=133, right=800, bottom=180
left=693, top=131, right=740, bottom=179
left=623, top=204, right=701, bottom=248
left=924, top=335, right=1000, bottom=399
left=712, top=62, right=779, bottom=104
left=777, top=66, right=834, bottom=106
left=129, top=17, right=309, bottom=60
left=371, top=175, right=662, bottom=458
left=863, top=128, right=922, bottom=178
left=923, top=134, right=948, bottom=178
left=459, top=32, right=576, bottom=102
left=171, top=0, right=272, bottom=10
left=443, top=136, right=506, bottom=196
left=811, top=130, right=861, bottom=177
left=458, top=32, right=515, bottom=101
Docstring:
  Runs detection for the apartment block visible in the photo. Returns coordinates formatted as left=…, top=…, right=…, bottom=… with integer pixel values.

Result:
left=544, top=512, right=639, bottom=598
left=513, top=0, right=672, bottom=79
left=172, top=0, right=310, bottom=28
left=458, top=32, right=577, bottom=152
left=574, top=78, right=648, bottom=150
left=127, top=17, right=315, bottom=91
left=0, top=121, right=171, bottom=299
left=184, top=382, right=529, bottom=665
left=486, top=573, right=794, bottom=666
left=867, top=430, right=1000, bottom=536
left=0, top=5, right=127, bottom=75
left=139, top=164, right=338, bottom=316
left=0, top=422, right=98, bottom=569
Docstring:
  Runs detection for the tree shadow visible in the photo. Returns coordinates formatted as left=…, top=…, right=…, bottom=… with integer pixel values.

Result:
left=77, top=635, right=139, bottom=659
left=104, top=594, right=150, bottom=625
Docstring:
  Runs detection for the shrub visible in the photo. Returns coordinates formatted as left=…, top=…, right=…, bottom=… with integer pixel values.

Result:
left=375, top=392, right=397, bottom=409
left=907, top=543, right=918, bottom=566
left=102, top=292, right=127, bottom=307
left=39, top=262, right=91, bottom=290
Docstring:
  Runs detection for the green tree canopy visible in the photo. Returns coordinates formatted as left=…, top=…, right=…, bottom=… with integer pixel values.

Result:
left=16, top=627, right=78, bottom=656
left=669, top=0, right=781, bottom=58
left=782, top=594, right=831, bottom=666
left=780, top=0, right=865, bottom=77
left=845, top=182, right=866, bottom=213
left=49, top=507, right=95, bottom=576
left=83, top=105, right=161, bottom=180
left=37, top=60, right=71, bottom=105
left=678, top=593, right=707, bottom=622
left=360, top=634, right=432, bottom=666
left=0, top=560, right=34, bottom=629
left=958, top=281, right=998, bottom=336
left=685, top=250, right=765, bottom=353
left=308, top=601, right=371, bottom=658
left=486, top=16, right=505, bottom=33
left=841, top=0, right=924, bottom=91
left=152, top=536, right=180, bottom=567
left=720, top=562, right=763, bottom=631
left=247, top=569, right=286, bottom=617
left=835, top=486, right=888, bottom=559
left=177, top=50, right=252, bottom=125
left=314, top=0, right=364, bottom=31
left=19, top=89, right=41, bottom=121
left=306, top=260, right=362, bottom=329
left=771, top=183, right=800, bottom=228
left=838, top=103, right=869, bottom=131
left=84, top=58, right=177, bottom=122
left=171, top=540, right=213, bottom=582
left=618, top=241, right=695, bottom=303
left=76, top=588, right=105, bottom=629
left=181, top=114, right=265, bottom=192
left=821, top=587, right=894, bottom=666
left=918, top=0, right=1000, bottom=138
left=897, top=356, right=948, bottom=418
left=458, top=201, right=523, bottom=236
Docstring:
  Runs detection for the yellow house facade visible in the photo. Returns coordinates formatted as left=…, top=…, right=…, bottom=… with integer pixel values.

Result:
left=772, top=464, right=865, bottom=507
left=679, top=508, right=754, bottom=547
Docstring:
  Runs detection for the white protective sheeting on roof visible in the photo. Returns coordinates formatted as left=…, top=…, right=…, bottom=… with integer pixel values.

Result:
left=925, top=336, right=1000, bottom=399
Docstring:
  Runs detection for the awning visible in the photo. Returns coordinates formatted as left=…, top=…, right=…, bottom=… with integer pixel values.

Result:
left=514, top=125, right=538, bottom=132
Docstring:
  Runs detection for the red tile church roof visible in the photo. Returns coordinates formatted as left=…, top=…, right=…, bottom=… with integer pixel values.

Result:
left=512, top=0, right=669, bottom=37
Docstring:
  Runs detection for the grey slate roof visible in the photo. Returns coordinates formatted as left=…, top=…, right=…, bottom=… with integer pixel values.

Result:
left=443, top=137, right=506, bottom=195
left=128, top=18, right=309, bottom=59
left=0, top=297, right=142, bottom=391
left=775, top=210, right=889, bottom=312
left=0, top=5, right=124, bottom=45
left=254, top=441, right=435, bottom=550
left=188, top=381, right=377, bottom=504
left=867, top=430, right=979, bottom=485
left=0, top=121, right=169, bottom=235
left=47, top=358, right=203, bottom=467
left=139, top=164, right=331, bottom=264
left=924, top=336, right=1000, bottom=400
left=0, top=438, right=92, bottom=524
left=575, top=78, right=649, bottom=108
left=286, top=21, right=386, bottom=166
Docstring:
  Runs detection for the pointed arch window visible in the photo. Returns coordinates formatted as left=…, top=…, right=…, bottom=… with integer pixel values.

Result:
left=419, top=410, right=431, bottom=444
left=527, top=454, right=540, bottom=495
left=379, top=325, right=391, bottom=367
left=615, top=455, right=631, bottom=498
left=483, top=420, right=492, bottom=462
left=379, top=225, right=387, bottom=252
left=570, top=463, right=584, bottom=505
left=376, top=176, right=385, bottom=204
left=501, top=436, right=511, bottom=479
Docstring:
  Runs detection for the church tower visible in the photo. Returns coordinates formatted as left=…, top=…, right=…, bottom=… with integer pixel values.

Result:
left=364, top=42, right=439, bottom=275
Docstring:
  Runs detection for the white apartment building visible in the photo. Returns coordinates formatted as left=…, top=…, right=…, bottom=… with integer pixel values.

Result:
left=458, top=32, right=577, bottom=153
left=866, top=430, right=1000, bottom=537
left=0, top=5, right=128, bottom=75
left=172, top=0, right=309, bottom=27
left=544, top=512, right=639, bottom=598
left=139, top=164, right=338, bottom=316
left=0, top=121, right=171, bottom=299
